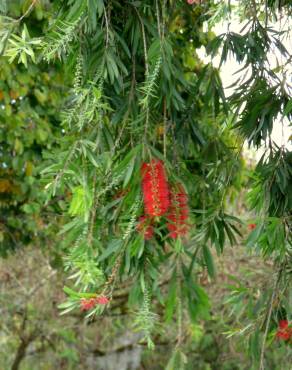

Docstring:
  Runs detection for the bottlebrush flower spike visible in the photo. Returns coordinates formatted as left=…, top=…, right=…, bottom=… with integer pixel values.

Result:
left=80, top=298, right=97, bottom=311
left=95, top=295, right=110, bottom=305
left=141, top=160, right=170, bottom=217
left=137, top=216, right=154, bottom=240
left=276, top=329, right=291, bottom=341
left=276, top=320, right=291, bottom=341
left=167, top=184, right=189, bottom=239
left=80, top=295, right=110, bottom=311
left=279, top=320, right=288, bottom=329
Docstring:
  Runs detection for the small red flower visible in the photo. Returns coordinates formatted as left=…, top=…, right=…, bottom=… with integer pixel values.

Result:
left=167, top=184, right=189, bottom=239
left=279, top=320, right=288, bottom=329
left=276, top=320, right=292, bottom=341
left=276, top=330, right=291, bottom=341
left=137, top=216, right=154, bottom=240
left=95, top=295, right=110, bottom=305
left=141, top=160, right=170, bottom=217
left=80, top=295, right=110, bottom=310
left=248, top=223, right=256, bottom=230
left=80, top=298, right=96, bottom=311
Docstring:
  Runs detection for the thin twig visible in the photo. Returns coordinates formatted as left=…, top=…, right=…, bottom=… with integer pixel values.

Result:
left=102, top=254, right=123, bottom=296
left=259, top=268, right=281, bottom=370
left=155, top=0, right=162, bottom=40
left=51, top=141, right=78, bottom=196
left=163, top=98, right=167, bottom=158
left=161, top=0, right=166, bottom=40
left=219, top=139, right=244, bottom=209
left=250, top=0, right=259, bottom=23
left=87, top=172, right=98, bottom=248
left=113, top=56, right=136, bottom=151
left=103, top=5, right=110, bottom=48
left=13, top=0, right=38, bottom=23
left=134, top=8, right=149, bottom=76
left=134, top=7, right=149, bottom=145
left=175, top=259, right=183, bottom=349
left=27, top=270, right=57, bottom=298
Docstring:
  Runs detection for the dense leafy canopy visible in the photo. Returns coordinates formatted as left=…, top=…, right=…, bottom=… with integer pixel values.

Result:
left=0, top=4, right=69, bottom=254
left=0, top=0, right=291, bottom=368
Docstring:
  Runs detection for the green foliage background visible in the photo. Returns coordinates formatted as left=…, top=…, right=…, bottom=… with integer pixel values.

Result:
left=0, top=0, right=70, bottom=255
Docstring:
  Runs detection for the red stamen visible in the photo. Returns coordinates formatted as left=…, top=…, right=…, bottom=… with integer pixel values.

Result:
left=276, top=320, right=291, bottom=341
left=279, top=320, right=288, bottom=329
left=141, top=160, right=170, bottom=217
left=167, top=184, right=189, bottom=239
left=80, top=298, right=96, bottom=311
left=80, top=295, right=110, bottom=310
left=95, top=295, right=110, bottom=305
left=276, top=330, right=291, bottom=341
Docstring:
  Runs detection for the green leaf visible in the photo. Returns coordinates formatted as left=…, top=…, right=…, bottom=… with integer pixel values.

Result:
left=87, top=0, right=98, bottom=28
left=63, top=286, right=96, bottom=298
left=148, top=39, right=161, bottom=61
left=165, top=272, right=177, bottom=322
left=283, top=99, right=292, bottom=116
left=20, top=52, right=28, bottom=67
left=203, top=244, right=215, bottom=278
left=114, top=144, right=141, bottom=175
left=63, top=286, right=82, bottom=298
left=98, top=239, right=122, bottom=261
left=123, top=157, right=135, bottom=188
left=68, top=185, right=93, bottom=221
left=166, top=349, right=187, bottom=370
left=96, top=0, right=104, bottom=17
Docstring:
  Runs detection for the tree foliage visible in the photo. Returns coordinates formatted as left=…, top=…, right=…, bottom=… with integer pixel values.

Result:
left=0, top=1, right=70, bottom=255
left=0, top=0, right=291, bottom=368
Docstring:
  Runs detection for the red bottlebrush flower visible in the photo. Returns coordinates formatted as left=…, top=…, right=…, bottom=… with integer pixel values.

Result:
left=80, top=295, right=110, bottom=310
left=137, top=216, right=154, bottom=240
left=279, top=320, right=289, bottom=329
left=276, top=330, right=291, bottom=341
left=248, top=223, right=256, bottom=230
left=141, top=160, right=170, bottom=217
left=95, top=295, right=110, bottom=305
left=167, top=184, right=189, bottom=239
left=80, top=298, right=97, bottom=311
left=276, top=320, right=291, bottom=341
